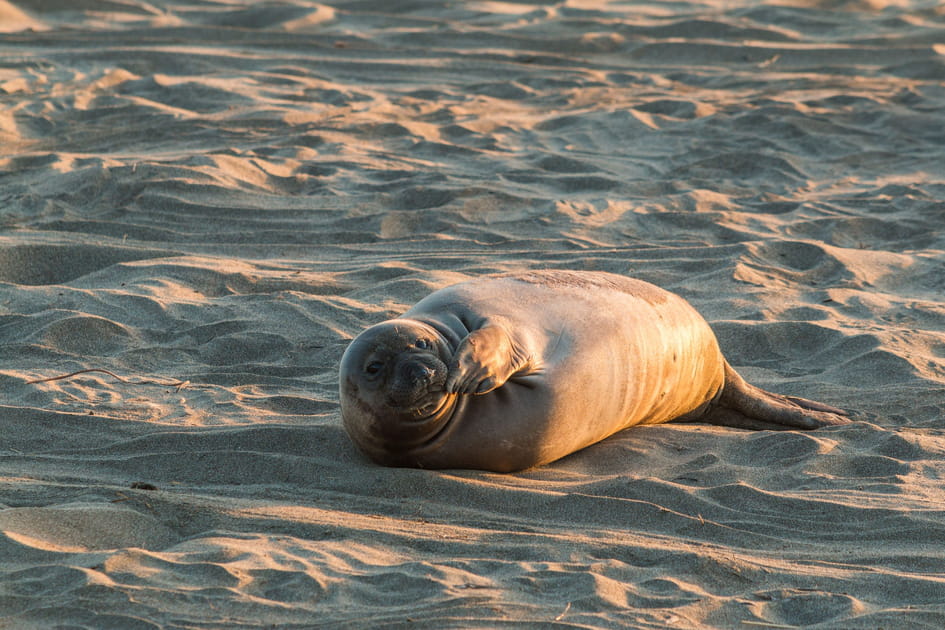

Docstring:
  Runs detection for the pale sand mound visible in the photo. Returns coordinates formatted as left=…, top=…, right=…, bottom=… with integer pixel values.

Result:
left=0, top=503, right=178, bottom=552
left=0, top=1, right=46, bottom=33
left=1, top=0, right=945, bottom=628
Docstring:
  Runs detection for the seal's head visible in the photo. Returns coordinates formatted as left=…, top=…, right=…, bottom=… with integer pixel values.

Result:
left=339, top=319, right=455, bottom=464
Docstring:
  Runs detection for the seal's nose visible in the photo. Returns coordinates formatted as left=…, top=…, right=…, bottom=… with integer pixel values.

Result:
left=405, top=362, right=435, bottom=383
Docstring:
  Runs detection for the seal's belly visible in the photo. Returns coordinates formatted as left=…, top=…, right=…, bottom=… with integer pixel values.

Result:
left=529, top=290, right=724, bottom=454
left=421, top=277, right=726, bottom=468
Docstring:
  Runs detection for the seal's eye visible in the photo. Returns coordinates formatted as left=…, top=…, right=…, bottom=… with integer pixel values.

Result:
left=415, top=339, right=430, bottom=350
left=365, top=361, right=384, bottom=375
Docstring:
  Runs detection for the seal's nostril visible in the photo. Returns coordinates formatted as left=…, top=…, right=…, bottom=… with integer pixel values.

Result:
left=407, top=363, right=434, bottom=381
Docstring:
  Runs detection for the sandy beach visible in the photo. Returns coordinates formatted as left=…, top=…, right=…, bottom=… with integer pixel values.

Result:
left=2, top=0, right=945, bottom=627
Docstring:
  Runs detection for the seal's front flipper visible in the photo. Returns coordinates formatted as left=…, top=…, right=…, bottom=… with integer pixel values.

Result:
left=445, top=325, right=531, bottom=395
left=701, top=362, right=851, bottom=430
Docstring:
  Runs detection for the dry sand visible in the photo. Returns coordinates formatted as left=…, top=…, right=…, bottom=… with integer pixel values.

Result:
left=2, top=0, right=945, bottom=627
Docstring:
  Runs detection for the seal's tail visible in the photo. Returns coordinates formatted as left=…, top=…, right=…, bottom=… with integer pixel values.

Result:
left=699, top=362, right=851, bottom=431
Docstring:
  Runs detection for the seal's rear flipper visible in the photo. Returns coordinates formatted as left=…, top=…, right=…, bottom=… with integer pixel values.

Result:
left=783, top=394, right=847, bottom=416
left=696, top=408, right=808, bottom=431
left=699, top=362, right=851, bottom=430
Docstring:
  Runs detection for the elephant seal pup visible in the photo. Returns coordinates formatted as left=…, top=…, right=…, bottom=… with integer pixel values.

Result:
left=339, top=270, right=849, bottom=472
